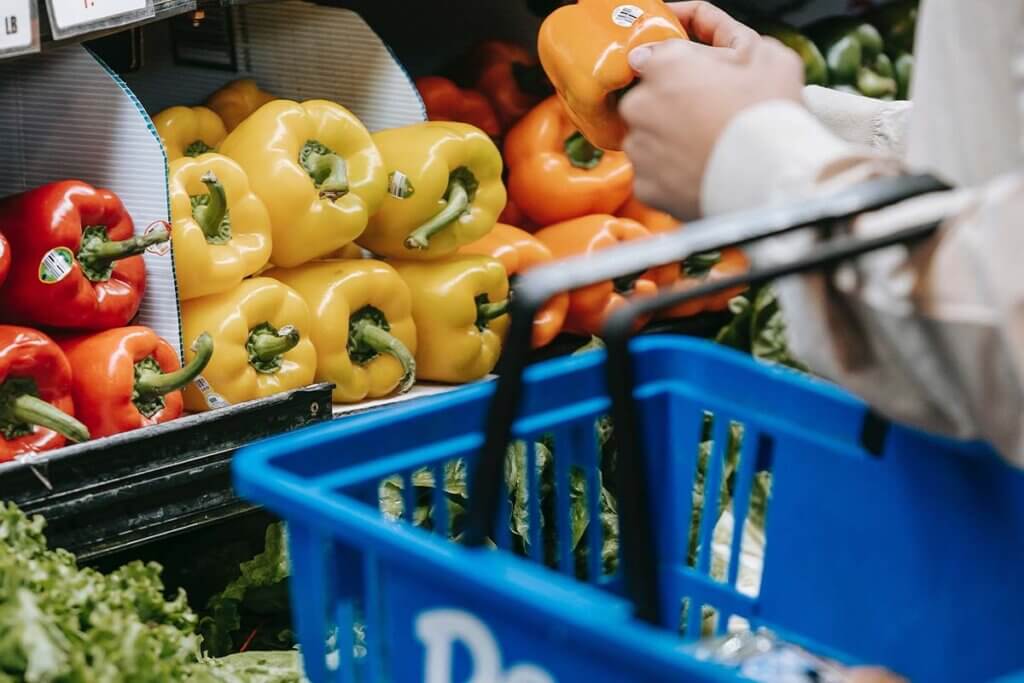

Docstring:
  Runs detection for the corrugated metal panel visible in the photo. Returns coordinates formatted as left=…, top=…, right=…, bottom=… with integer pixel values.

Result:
left=0, top=45, right=180, bottom=356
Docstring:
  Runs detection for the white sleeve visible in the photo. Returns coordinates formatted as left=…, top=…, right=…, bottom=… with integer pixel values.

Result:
left=803, top=85, right=912, bottom=158
left=701, top=100, right=1024, bottom=465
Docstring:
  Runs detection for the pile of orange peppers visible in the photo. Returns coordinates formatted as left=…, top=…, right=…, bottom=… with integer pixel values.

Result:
left=416, top=2, right=750, bottom=344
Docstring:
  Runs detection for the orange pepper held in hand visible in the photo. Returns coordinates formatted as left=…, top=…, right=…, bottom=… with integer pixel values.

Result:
left=472, top=41, right=553, bottom=130
left=416, top=76, right=502, bottom=138
left=460, top=223, right=570, bottom=348
left=538, top=0, right=688, bottom=150
left=505, top=96, right=634, bottom=226
left=534, top=215, right=675, bottom=336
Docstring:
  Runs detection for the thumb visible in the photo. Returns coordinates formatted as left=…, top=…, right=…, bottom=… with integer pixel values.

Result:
left=628, top=39, right=730, bottom=73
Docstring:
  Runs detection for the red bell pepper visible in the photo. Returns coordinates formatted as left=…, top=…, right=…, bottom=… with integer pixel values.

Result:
left=59, top=326, right=214, bottom=438
left=0, top=181, right=169, bottom=330
left=0, top=232, right=9, bottom=289
left=415, top=76, right=502, bottom=138
left=0, top=325, right=89, bottom=462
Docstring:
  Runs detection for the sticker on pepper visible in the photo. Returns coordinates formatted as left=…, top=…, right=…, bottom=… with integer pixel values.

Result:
left=194, top=375, right=230, bottom=409
left=144, top=221, right=173, bottom=256
left=388, top=171, right=415, bottom=199
left=38, top=247, right=74, bottom=284
left=612, top=5, right=644, bottom=27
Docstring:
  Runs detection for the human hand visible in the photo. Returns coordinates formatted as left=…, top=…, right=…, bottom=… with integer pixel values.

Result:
left=620, top=2, right=805, bottom=219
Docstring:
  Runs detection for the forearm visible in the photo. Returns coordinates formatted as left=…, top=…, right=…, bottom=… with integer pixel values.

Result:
left=701, top=101, right=1024, bottom=464
left=803, top=85, right=912, bottom=158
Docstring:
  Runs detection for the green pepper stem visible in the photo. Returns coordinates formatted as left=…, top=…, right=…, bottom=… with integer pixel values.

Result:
left=404, top=179, right=471, bottom=251
left=135, top=333, right=215, bottom=398
left=185, top=140, right=215, bottom=157
left=564, top=131, right=604, bottom=170
left=78, top=226, right=170, bottom=275
left=8, top=394, right=90, bottom=444
left=193, top=172, right=230, bottom=242
left=350, top=321, right=416, bottom=394
left=300, top=140, right=349, bottom=201
left=477, top=299, right=509, bottom=322
left=249, top=326, right=300, bottom=364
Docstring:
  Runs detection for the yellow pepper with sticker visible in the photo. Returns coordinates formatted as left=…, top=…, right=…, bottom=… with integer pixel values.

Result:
left=391, top=255, right=509, bottom=383
left=181, top=277, right=317, bottom=411
left=219, top=100, right=387, bottom=268
left=357, top=122, right=505, bottom=261
left=152, top=106, right=227, bottom=161
left=169, top=153, right=273, bottom=300
left=206, top=79, right=275, bottom=132
left=268, top=260, right=417, bottom=404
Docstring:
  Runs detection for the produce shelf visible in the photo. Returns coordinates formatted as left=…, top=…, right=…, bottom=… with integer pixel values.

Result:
left=0, top=383, right=333, bottom=560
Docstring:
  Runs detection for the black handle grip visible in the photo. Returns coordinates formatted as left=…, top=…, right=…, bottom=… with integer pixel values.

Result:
left=463, top=174, right=949, bottom=605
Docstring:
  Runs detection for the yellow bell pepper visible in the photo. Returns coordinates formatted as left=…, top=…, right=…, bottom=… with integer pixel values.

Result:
left=390, top=255, right=509, bottom=383
left=268, top=259, right=417, bottom=404
left=357, top=122, right=506, bottom=261
left=152, top=106, right=228, bottom=161
left=219, top=100, right=387, bottom=268
left=169, top=153, right=273, bottom=300
left=181, top=277, right=317, bottom=411
left=205, top=79, right=276, bottom=132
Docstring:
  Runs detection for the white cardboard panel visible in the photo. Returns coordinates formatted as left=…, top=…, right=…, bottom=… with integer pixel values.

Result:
left=0, top=45, right=180, bottom=356
left=124, top=1, right=426, bottom=131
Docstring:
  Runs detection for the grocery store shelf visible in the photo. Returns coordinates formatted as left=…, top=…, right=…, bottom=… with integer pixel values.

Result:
left=0, top=383, right=333, bottom=560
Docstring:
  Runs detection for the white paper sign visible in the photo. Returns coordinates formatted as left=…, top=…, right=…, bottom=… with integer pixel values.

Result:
left=47, top=0, right=153, bottom=38
left=0, top=0, right=38, bottom=55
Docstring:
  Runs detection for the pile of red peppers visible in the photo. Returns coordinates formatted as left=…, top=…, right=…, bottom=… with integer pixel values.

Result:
left=0, top=180, right=212, bottom=463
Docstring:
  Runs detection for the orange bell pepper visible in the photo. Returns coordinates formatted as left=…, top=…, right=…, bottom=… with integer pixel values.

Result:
left=416, top=76, right=501, bottom=138
left=472, top=41, right=553, bottom=130
left=459, top=223, right=569, bottom=348
left=658, top=248, right=750, bottom=319
left=538, top=0, right=688, bottom=150
left=505, top=96, right=634, bottom=226
left=534, top=215, right=675, bottom=335
left=616, top=195, right=680, bottom=234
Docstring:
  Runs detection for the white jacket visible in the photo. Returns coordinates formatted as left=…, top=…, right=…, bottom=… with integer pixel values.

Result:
left=699, top=0, right=1024, bottom=463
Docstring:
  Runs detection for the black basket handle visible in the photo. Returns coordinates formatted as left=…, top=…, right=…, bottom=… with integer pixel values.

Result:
left=464, top=174, right=950, bottom=612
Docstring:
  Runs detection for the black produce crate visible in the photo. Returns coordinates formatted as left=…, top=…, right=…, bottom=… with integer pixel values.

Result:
left=0, top=384, right=333, bottom=561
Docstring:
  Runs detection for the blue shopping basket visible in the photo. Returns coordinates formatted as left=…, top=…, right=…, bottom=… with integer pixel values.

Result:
left=234, top=176, right=1024, bottom=682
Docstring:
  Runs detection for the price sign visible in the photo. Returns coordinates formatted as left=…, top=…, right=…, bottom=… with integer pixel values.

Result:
left=46, top=0, right=154, bottom=39
left=0, top=0, right=39, bottom=57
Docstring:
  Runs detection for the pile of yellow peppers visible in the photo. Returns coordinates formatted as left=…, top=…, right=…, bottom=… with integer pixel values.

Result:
left=152, top=79, right=512, bottom=409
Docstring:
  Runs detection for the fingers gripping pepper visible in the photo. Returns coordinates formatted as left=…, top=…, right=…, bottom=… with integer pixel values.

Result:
left=358, top=122, right=506, bottom=260
left=169, top=154, right=273, bottom=300
left=219, top=99, right=387, bottom=268
left=0, top=181, right=169, bottom=330
left=181, top=278, right=317, bottom=411
left=459, top=223, right=569, bottom=348
left=471, top=41, right=553, bottom=130
left=59, top=327, right=214, bottom=438
left=506, top=96, right=634, bottom=226
left=206, top=79, right=276, bottom=132
left=0, top=326, right=89, bottom=462
left=416, top=76, right=502, bottom=138
left=0, top=232, right=9, bottom=288
left=269, top=260, right=417, bottom=404
left=535, top=214, right=676, bottom=335
left=538, top=0, right=688, bottom=150
left=391, top=256, right=510, bottom=383
left=152, top=106, right=228, bottom=161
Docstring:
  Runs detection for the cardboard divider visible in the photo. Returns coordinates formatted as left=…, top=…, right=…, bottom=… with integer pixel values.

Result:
left=123, top=0, right=427, bottom=131
left=0, top=44, right=180, bottom=355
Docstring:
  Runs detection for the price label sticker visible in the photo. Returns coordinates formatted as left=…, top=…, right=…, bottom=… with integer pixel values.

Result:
left=611, top=4, right=645, bottom=27
left=46, top=0, right=154, bottom=39
left=0, top=0, right=39, bottom=57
